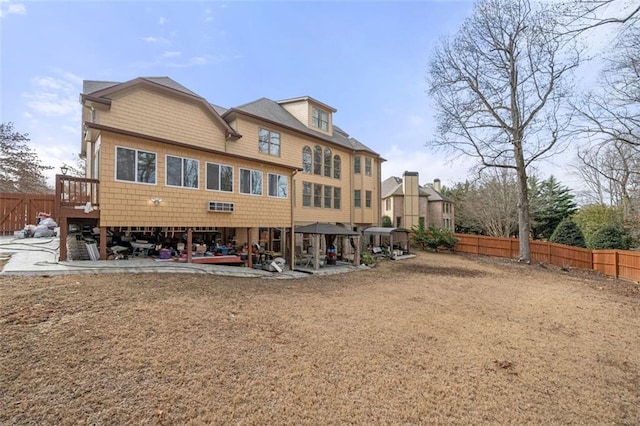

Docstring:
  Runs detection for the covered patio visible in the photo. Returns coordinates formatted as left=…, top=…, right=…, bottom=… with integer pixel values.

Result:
left=294, top=222, right=360, bottom=271
left=362, top=227, right=412, bottom=259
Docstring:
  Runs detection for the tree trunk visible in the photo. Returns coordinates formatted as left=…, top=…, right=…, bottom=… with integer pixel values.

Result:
left=514, top=140, right=531, bottom=262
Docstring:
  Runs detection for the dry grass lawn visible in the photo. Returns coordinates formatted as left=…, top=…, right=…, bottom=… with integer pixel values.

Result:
left=1, top=251, right=639, bottom=424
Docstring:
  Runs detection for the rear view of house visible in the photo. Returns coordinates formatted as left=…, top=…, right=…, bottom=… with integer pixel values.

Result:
left=56, top=77, right=383, bottom=266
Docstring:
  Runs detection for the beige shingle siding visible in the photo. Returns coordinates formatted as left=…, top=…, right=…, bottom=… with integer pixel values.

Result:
left=98, top=132, right=292, bottom=228
left=99, top=88, right=228, bottom=152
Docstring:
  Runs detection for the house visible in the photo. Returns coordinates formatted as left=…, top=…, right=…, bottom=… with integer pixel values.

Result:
left=381, top=172, right=454, bottom=231
left=57, top=77, right=383, bottom=266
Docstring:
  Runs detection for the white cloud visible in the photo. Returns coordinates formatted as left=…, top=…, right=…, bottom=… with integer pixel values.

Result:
left=23, top=73, right=81, bottom=117
left=204, top=8, right=214, bottom=22
left=141, top=35, right=169, bottom=44
left=160, top=50, right=181, bottom=59
left=0, top=1, right=26, bottom=18
left=158, top=16, right=168, bottom=25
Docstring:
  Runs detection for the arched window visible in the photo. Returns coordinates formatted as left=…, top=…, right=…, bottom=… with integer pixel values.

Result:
left=333, top=155, right=341, bottom=179
left=313, top=145, right=322, bottom=175
left=324, top=148, right=332, bottom=177
left=302, top=146, right=311, bottom=174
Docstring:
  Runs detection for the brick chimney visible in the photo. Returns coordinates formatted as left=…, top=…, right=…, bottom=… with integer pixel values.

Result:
left=433, top=178, right=441, bottom=192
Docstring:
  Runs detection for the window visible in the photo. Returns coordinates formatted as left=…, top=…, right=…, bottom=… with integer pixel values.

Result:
left=116, top=147, right=156, bottom=184
left=240, top=168, right=262, bottom=195
left=302, top=146, right=312, bottom=174
left=206, top=162, right=233, bottom=192
left=167, top=155, right=199, bottom=188
left=303, top=182, right=311, bottom=207
left=333, top=155, right=341, bottom=179
left=354, top=189, right=361, bottom=208
left=385, top=198, right=391, bottom=210
left=268, top=173, right=288, bottom=198
left=313, top=145, right=322, bottom=175
left=313, top=183, right=322, bottom=207
left=365, top=190, right=372, bottom=208
left=396, top=216, right=402, bottom=227
left=259, top=128, right=280, bottom=156
left=324, top=186, right=332, bottom=208
left=354, top=156, right=361, bottom=174
left=365, top=158, right=372, bottom=176
left=334, top=188, right=341, bottom=209
left=312, top=107, right=328, bottom=131
left=324, top=148, right=332, bottom=177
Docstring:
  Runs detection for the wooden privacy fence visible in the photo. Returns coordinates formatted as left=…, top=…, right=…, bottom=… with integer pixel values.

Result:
left=454, top=233, right=640, bottom=283
left=0, top=192, right=56, bottom=235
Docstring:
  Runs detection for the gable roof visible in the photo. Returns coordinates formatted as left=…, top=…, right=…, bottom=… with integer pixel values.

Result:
left=81, top=77, right=379, bottom=156
left=381, top=176, right=450, bottom=201
left=225, top=98, right=380, bottom=156
left=81, top=77, right=241, bottom=139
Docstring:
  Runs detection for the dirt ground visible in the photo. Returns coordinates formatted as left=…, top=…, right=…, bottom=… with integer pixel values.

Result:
left=1, top=251, right=639, bottom=425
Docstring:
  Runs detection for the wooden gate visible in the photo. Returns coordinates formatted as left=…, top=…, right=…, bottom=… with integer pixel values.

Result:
left=0, top=192, right=56, bottom=235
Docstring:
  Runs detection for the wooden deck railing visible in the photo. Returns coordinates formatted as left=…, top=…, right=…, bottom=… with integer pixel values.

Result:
left=55, top=175, right=100, bottom=209
left=454, top=233, right=640, bottom=283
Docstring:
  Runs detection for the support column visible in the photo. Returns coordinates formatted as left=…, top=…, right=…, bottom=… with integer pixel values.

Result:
left=187, top=229, right=193, bottom=263
left=354, top=236, right=361, bottom=266
left=59, top=215, right=68, bottom=262
left=247, top=227, right=253, bottom=268
left=100, top=226, right=107, bottom=260
left=313, top=234, right=320, bottom=270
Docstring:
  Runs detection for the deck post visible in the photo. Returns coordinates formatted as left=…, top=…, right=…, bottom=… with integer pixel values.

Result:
left=187, top=229, right=193, bottom=263
left=99, top=227, right=107, bottom=260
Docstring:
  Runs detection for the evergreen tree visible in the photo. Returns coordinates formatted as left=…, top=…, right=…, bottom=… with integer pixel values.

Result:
left=0, top=122, right=52, bottom=193
left=573, top=204, right=624, bottom=243
left=549, top=218, right=586, bottom=248
left=587, top=225, right=633, bottom=250
left=530, top=176, right=577, bottom=240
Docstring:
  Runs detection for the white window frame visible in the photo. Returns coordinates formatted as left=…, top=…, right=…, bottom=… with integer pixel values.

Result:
left=115, top=146, right=157, bottom=185
left=206, top=162, right=234, bottom=193
left=312, top=107, right=329, bottom=131
left=239, top=168, right=263, bottom=196
left=268, top=173, right=288, bottom=198
left=259, top=128, right=281, bottom=157
left=166, top=155, right=199, bottom=189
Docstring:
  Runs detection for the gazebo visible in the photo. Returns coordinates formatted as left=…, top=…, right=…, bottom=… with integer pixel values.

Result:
left=362, top=227, right=411, bottom=258
left=294, top=222, right=359, bottom=270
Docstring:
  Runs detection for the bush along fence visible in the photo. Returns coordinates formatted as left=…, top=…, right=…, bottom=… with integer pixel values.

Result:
left=454, top=233, right=640, bottom=282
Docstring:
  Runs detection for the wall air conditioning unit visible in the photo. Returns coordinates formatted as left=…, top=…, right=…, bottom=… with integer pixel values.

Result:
left=207, top=201, right=234, bottom=213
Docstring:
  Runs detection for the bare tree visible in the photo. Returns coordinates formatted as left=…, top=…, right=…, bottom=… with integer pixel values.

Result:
left=574, top=25, right=640, bottom=147
left=428, top=0, right=580, bottom=261
left=0, top=122, right=52, bottom=193
left=564, top=0, right=639, bottom=33
left=573, top=141, right=640, bottom=216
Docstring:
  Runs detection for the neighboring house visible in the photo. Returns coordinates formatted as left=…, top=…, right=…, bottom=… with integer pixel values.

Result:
left=58, top=77, right=383, bottom=263
left=381, top=172, right=455, bottom=231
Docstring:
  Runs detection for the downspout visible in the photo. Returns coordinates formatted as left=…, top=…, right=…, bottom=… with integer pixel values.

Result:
left=290, top=170, right=298, bottom=269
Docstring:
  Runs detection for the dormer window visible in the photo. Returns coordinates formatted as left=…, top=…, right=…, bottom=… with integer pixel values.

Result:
left=312, top=107, right=329, bottom=131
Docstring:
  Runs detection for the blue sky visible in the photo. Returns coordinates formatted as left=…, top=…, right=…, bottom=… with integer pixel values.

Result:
left=0, top=0, right=619, bottom=191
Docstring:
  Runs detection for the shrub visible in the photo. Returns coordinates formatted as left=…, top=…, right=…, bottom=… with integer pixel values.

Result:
left=411, top=223, right=458, bottom=252
left=549, top=218, right=586, bottom=248
left=586, top=225, right=633, bottom=250
left=360, top=252, right=376, bottom=266
left=381, top=215, right=393, bottom=227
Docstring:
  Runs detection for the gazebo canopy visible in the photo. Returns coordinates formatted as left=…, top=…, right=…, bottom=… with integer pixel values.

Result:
left=294, top=222, right=358, bottom=236
left=362, top=227, right=410, bottom=236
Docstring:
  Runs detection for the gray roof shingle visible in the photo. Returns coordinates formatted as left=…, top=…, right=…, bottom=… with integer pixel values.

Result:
left=82, top=77, right=379, bottom=156
left=227, top=98, right=379, bottom=155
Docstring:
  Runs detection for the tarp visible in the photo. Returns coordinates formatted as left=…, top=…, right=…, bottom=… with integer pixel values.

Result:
left=294, top=222, right=358, bottom=236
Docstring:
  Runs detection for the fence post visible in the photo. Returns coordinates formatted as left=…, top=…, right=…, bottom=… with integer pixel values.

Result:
left=615, top=251, right=619, bottom=279
left=476, top=235, right=480, bottom=255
